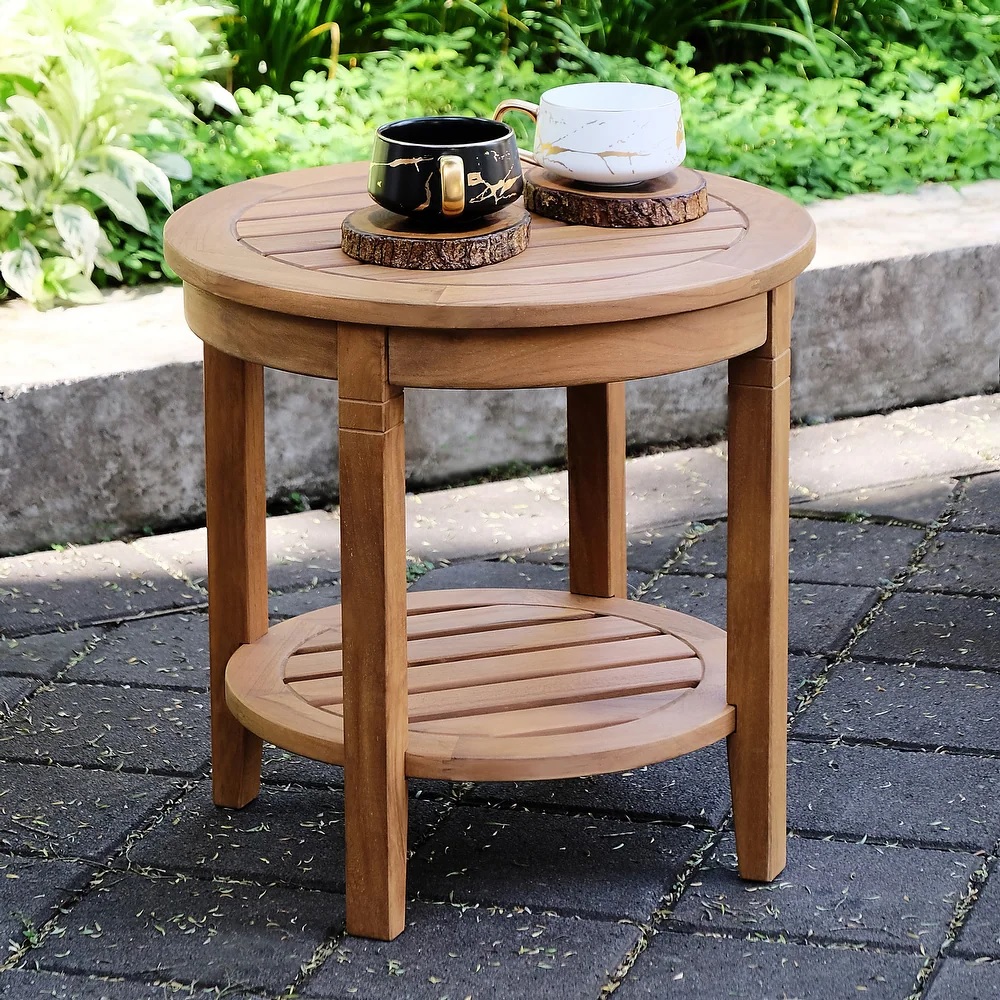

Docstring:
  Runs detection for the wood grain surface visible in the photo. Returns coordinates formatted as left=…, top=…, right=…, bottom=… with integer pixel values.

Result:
left=226, top=589, right=734, bottom=782
left=203, top=346, right=267, bottom=808
left=726, top=281, right=794, bottom=882
left=179, top=162, right=816, bottom=929
left=164, top=162, right=815, bottom=330
left=567, top=382, right=627, bottom=597
left=336, top=323, right=409, bottom=939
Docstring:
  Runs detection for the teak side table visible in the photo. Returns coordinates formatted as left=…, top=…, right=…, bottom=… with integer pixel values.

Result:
left=164, top=162, right=816, bottom=941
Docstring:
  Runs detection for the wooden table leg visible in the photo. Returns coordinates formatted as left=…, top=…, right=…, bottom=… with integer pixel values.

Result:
left=726, top=282, right=793, bottom=881
left=567, top=382, right=627, bottom=598
left=337, top=323, right=408, bottom=940
left=203, top=345, right=267, bottom=808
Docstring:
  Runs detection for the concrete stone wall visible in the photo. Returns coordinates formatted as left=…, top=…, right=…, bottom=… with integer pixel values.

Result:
left=793, top=243, right=1000, bottom=421
left=2, top=180, right=998, bottom=554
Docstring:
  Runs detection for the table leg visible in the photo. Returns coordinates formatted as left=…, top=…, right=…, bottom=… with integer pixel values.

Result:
left=566, top=382, right=627, bottom=598
left=203, top=345, right=267, bottom=808
left=337, top=323, right=408, bottom=940
left=726, top=282, right=793, bottom=881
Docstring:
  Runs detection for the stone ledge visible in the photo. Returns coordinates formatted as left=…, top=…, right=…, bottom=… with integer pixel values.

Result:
left=1, top=180, right=999, bottom=554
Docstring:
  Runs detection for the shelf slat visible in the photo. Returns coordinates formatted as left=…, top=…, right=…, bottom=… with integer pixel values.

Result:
left=384, top=658, right=699, bottom=721
left=288, top=602, right=594, bottom=671
left=408, top=691, right=680, bottom=738
left=289, top=615, right=658, bottom=678
left=289, top=632, right=696, bottom=705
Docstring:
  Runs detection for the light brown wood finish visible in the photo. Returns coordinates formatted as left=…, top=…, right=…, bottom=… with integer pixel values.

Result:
left=289, top=632, right=695, bottom=704
left=225, top=590, right=733, bottom=781
left=262, top=208, right=745, bottom=274
left=296, top=658, right=703, bottom=718
left=292, top=615, right=658, bottom=674
left=168, top=164, right=817, bottom=940
left=285, top=603, right=594, bottom=676
left=524, top=166, right=707, bottom=228
left=203, top=345, right=268, bottom=807
left=726, top=281, right=794, bottom=882
left=407, top=693, right=677, bottom=737
left=182, top=281, right=770, bottom=391
left=185, top=285, right=339, bottom=379
left=164, top=163, right=815, bottom=330
left=337, top=323, right=408, bottom=941
left=388, top=296, right=768, bottom=389
left=567, top=382, right=627, bottom=598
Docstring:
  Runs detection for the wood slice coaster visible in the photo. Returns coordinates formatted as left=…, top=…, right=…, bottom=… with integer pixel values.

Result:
left=524, top=166, right=708, bottom=228
left=341, top=204, right=530, bottom=270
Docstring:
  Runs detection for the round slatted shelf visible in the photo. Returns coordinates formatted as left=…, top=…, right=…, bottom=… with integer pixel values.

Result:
left=226, top=589, right=734, bottom=781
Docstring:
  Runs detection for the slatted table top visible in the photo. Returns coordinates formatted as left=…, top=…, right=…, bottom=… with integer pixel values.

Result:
left=164, top=161, right=815, bottom=330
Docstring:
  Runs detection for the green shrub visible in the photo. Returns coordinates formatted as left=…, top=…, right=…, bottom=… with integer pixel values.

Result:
left=176, top=35, right=999, bottom=202
left=657, top=45, right=1000, bottom=200
left=0, top=0, right=235, bottom=307
left=222, top=1, right=1000, bottom=91
left=226, top=0, right=426, bottom=92
left=224, top=1, right=579, bottom=89
left=551, top=1, right=1000, bottom=88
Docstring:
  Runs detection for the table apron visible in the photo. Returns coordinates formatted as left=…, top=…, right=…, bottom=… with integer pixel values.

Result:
left=387, top=295, right=768, bottom=388
left=184, top=285, right=769, bottom=389
left=184, top=285, right=340, bottom=380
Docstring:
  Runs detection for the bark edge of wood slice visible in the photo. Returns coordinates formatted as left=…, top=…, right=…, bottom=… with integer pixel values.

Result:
left=524, top=166, right=708, bottom=228
left=341, top=204, right=531, bottom=270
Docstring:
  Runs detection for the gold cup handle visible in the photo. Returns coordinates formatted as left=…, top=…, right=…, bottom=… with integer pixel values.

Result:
left=493, top=100, right=540, bottom=166
left=439, top=154, right=465, bottom=218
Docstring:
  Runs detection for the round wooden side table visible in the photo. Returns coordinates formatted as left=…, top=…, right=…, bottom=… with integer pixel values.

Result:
left=164, top=162, right=815, bottom=941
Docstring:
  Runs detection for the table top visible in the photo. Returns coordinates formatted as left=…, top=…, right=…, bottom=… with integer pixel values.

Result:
left=164, top=162, right=815, bottom=331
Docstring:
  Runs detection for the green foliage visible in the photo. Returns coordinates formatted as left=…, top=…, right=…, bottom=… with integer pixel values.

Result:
left=405, top=557, right=434, bottom=582
left=222, top=0, right=1000, bottom=86
left=175, top=45, right=546, bottom=187
left=181, top=35, right=1000, bottom=197
left=0, top=0, right=235, bottom=306
left=18, top=915, right=41, bottom=948
left=224, top=1, right=575, bottom=88
left=654, top=44, right=1000, bottom=200
left=226, top=0, right=428, bottom=92
left=545, top=0, right=1000, bottom=85
left=730, top=1, right=1000, bottom=86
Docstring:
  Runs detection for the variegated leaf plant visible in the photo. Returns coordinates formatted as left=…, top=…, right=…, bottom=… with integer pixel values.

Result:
left=0, top=0, right=237, bottom=307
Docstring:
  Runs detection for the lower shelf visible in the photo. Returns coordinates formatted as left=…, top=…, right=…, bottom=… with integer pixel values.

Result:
left=226, top=588, right=735, bottom=781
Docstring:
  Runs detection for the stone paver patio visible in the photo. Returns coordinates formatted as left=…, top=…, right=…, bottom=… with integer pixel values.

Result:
left=0, top=394, right=997, bottom=999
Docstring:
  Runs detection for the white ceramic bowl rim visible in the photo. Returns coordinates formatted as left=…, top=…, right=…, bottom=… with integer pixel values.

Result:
left=541, top=82, right=680, bottom=113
